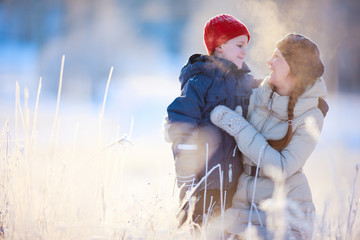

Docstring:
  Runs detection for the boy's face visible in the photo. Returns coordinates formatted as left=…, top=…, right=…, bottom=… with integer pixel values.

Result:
left=215, top=35, right=248, bottom=69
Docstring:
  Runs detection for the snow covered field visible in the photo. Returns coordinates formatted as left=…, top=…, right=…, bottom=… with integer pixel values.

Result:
left=0, top=73, right=359, bottom=239
left=1, top=0, right=359, bottom=237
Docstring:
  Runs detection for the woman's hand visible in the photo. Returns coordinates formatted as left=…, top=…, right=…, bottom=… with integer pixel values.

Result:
left=210, top=105, right=249, bottom=136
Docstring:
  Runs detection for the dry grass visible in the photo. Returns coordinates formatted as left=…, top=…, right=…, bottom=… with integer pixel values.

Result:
left=0, top=60, right=359, bottom=239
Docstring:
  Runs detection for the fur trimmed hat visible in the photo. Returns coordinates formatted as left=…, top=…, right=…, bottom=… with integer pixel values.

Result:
left=277, top=33, right=324, bottom=85
left=204, top=14, right=250, bottom=55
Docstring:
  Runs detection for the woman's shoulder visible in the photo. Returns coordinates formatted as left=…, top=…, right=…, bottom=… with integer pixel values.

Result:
left=292, top=104, right=324, bottom=137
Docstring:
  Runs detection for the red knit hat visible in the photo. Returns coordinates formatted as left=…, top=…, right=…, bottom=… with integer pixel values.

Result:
left=204, top=14, right=250, bottom=55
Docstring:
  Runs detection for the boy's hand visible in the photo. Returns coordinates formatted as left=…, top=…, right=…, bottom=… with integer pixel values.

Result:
left=177, top=173, right=198, bottom=208
left=177, top=173, right=198, bottom=190
left=210, top=105, right=248, bottom=136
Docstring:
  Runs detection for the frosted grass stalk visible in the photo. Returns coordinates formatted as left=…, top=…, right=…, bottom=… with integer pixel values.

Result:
left=203, top=143, right=208, bottom=226
left=98, top=66, right=113, bottom=147
left=178, top=164, right=222, bottom=220
left=319, top=202, right=328, bottom=239
left=128, top=116, right=134, bottom=139
left=15, top=82, right=18, bottom=139
left=24, top=88, right=30, bottom=138
left=100, top=66, right=113, bottom=120
left=31, top=77, right=42, bottom=146
left=219, top=165, right=224, bottom=240
left=261, top=166, right=289, bottom=240
left=248, top=144, right=266, bottom=233
left=346, top=164, right=359, bottom=240
left=23, top=88, right=32, bottom=157
left=50, top=55, right=65, bottom=144
left=15, top=82, right=27, bottom=141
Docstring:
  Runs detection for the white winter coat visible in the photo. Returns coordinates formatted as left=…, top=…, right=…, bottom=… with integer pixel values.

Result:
left=208, top=77, right=327, bottom=239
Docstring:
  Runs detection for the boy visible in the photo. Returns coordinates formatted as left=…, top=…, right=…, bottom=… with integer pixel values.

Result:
left=166, top=14, right=259, bottom=225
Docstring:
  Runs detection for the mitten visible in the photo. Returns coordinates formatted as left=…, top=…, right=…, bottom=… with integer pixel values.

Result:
left=210, top=105, right=249, bottom=136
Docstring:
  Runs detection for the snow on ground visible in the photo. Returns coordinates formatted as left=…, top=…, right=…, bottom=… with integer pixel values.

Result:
left=0, top=44, right=359, bottom=237
left=304, top=93, right=360, bottom=222
left=2, top=77, right=358, bottom=207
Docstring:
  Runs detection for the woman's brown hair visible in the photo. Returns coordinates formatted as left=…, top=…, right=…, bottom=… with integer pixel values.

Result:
left=267, top=82, right=306, bottom=151
left=266, top=33, right=326, bottom=151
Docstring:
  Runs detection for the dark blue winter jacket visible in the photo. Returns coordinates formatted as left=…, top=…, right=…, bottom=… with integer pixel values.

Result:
left=167, top=54, right=259, bottom=191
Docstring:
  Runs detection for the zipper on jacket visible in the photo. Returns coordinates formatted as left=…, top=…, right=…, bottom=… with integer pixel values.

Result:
left=259, top=91, right=275, bottom=133
left=267, top=91, right=275, bottom=111
left=247, top=174, right=253, bottom=201
left=232, top=145, right=238, bottom=157
left=229, top=164, right=233, bottom=183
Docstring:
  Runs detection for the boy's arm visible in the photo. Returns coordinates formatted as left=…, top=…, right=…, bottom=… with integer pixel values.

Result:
left=166, top=74, right=212, bottom=190
left=252, top=78, right=263, bottom=88
left=167, top=74, right=212, bottom=142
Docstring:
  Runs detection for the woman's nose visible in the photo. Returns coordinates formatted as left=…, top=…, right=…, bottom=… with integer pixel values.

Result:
left=266, top=57, right=272, bottom=65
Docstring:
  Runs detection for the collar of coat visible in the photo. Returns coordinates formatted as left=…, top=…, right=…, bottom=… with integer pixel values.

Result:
left=255, top=76, right=328, bottom=120
left=179, top=54, right=251, bottom=90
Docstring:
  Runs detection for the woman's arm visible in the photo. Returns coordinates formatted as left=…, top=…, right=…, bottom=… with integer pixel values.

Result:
left=211, top=105, right=324, bottom=178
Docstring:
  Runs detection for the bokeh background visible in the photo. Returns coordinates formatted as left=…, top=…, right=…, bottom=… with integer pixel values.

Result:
left=1, top=0, right=360, bottom=137
left=0, top=0, right=359, bottom=238
left=1, top=0, right=360, bottom=124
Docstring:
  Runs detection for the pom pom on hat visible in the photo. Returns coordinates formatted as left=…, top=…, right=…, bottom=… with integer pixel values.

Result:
left=204, top=14, right=250, bottom=55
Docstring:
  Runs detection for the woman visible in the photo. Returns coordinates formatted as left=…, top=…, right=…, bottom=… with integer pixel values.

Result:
left=209, top=33, right=327, bottom=239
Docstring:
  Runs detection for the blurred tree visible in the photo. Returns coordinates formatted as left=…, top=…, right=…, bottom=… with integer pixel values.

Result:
left=272, top=0, right=360, bottom=92
left=337, top=0, right=360, bottom=92
left=0, top=0, right=359, bottom=95
left=0, top=0, right=64, bottom=45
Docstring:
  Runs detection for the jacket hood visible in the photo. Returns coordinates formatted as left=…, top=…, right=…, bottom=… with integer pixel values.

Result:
left=179, top=54, right=251, bottom=90
left=256, top=76, right=327, bottom=120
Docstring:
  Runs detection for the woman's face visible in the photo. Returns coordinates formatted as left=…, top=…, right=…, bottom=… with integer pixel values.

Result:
left=267, top=48, right=294, bottom=95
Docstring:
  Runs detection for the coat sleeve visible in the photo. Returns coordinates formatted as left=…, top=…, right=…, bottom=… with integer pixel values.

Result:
left=234, top=109, right=324, bottom=178
left=167, top=74, right=213, bottom=144
left=166, top=74, right=213, bottom=177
